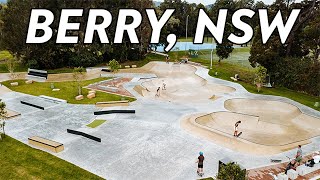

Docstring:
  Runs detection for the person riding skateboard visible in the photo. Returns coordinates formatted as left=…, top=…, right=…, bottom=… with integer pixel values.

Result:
left=155, top=87, right=161, bottom=97
left=234, top=121, right=241, bottom=137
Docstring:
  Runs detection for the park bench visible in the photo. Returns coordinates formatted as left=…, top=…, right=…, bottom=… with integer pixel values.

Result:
left=28, top=136, right=64, bottom=153
left=96, top=100, right=129, bottom=107
left=27, top=69, right=48, bottom=81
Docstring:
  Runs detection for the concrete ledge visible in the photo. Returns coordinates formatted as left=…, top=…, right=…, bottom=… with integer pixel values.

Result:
left=39, top=95, right=67, bottom=104
left=98, top=85, right=118, bottom=92
left=96, top=101, right=129, bottom=107
left=28, top=136, right=64, bottom=153
left=297, top=163, right=320, bottom=176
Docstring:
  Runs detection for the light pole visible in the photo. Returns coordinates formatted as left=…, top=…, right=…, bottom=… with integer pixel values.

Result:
left=210, top=38, right=214, bottom=69
left=185, top=15, right=189, bottom=54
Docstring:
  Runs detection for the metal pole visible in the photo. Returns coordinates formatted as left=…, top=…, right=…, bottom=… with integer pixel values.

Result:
left=185, top=15, right=189, bottom=54
left=210, top=38, right=214, bottom=69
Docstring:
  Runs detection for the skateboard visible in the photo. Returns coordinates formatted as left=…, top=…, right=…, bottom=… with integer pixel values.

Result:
left=271, top=159, right=282, bottom=163
left=237, top=132, right=242, bottom=137
left=197, top=172, right=204, bottom=177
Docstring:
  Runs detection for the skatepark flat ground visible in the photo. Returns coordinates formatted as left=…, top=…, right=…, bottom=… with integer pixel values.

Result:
left=1, top=61, right=320, bottom=179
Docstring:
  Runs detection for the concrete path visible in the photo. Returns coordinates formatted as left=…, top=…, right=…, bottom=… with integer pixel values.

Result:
left=1, top=61, right=320, bottom=180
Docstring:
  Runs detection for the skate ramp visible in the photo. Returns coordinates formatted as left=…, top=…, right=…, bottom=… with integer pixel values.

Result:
left=138, top=63, right=235, bottom=102
left=182, top=99, right=320, bottom=154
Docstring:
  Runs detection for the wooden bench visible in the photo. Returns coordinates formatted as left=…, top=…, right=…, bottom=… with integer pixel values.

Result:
left=96, top=100, right=129, bottom=107
left=28, top=136, right=64, bottom=153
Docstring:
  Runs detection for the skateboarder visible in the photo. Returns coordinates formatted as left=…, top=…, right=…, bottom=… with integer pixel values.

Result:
left=196, top=152, right=205, bottom=177
left=155, top=87, right=161, bottom=97
left=234, top=121, right=241, bottom=137
left=162, top=81, right=166, bottom=90
left=295, top=145, right=303, bottom=165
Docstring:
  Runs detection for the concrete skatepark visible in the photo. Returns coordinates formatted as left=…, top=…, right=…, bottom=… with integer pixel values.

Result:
left=1, top=61, right=320, bottom=179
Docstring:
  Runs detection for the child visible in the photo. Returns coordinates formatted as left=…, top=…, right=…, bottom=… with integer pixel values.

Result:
left=196, top=152, right=205, bottom=177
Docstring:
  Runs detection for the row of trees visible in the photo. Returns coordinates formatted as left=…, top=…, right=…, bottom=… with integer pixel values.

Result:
left=0, top=0, right=154, bottom=69
left=249, top=0, right=320, bottom=96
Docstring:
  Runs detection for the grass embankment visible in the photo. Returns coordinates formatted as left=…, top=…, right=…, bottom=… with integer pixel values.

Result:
left=146, top=49, right=320, bottom=111
left=87, top=120, right=107, bottom=128
left=2, top=78, right=135, bottom=104
left=0, top=136, right=103, bottom=180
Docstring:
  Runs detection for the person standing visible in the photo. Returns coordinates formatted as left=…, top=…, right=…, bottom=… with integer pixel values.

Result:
left=196, top=152, right=205, bottom=176
left=166, top=55, right=169, bottom=64
left=295, top=145, right=303, bottom=165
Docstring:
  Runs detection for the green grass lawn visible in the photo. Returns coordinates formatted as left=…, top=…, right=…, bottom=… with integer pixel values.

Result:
left=87, top=120, right=107, bottom=128
left=0, top=136, right=103, bottom=180
left=2, top=78, right=135, bottom=104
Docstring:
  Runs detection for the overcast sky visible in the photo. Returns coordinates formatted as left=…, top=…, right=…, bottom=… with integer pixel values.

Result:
left=157, top=0, right=280, bottom=5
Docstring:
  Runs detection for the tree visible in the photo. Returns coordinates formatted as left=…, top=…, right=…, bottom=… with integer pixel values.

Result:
left=209, top=0, right=235, bottom=63
left=0, top=0, right=153, bottom=69
left=108, top=59, right=120, bottom=77
left=6, top=57, right=19, bottom=80
left=72, top=67, right=86, bottom=96
left=0, top=99, right=7, bottom=140
left=216, top=163, right=247, bottom=180
left=301, top=9, right=320, bottom=60
left=254, top=65, right=267, bottom=92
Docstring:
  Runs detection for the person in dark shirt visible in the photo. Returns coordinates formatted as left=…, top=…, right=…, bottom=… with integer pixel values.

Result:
left=196, top=152, right=205, bottom=176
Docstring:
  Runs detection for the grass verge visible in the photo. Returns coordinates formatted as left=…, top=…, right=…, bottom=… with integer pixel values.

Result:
left=2, top=78, right=136, bottom=104
left=87, top=120, right=107, bottom=128
left=0, top=136, right=103, bottom=180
